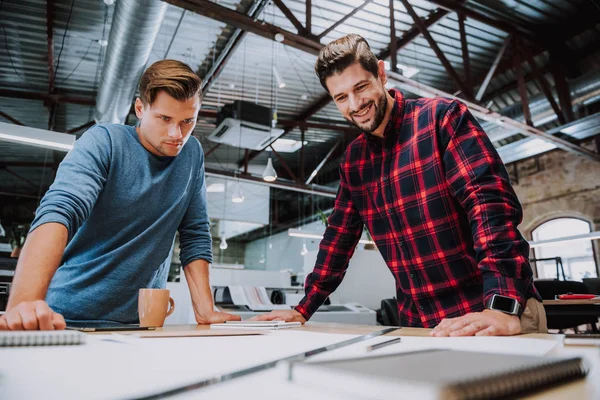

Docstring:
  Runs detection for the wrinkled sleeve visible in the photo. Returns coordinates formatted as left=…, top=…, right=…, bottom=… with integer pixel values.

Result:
left=295, top=163, right=363, bottom=320
left=30, top=125, right=111, bottom=241
left=440, top=100, right=533, bottom=313
left=178, top=146, right=213, bottom=266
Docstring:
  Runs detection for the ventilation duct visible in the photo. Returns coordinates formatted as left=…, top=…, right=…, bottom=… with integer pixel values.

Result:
left=94, top=0, right=167, bottom=123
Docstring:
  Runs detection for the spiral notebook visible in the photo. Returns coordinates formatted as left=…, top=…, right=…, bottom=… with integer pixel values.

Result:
left=288, top=349, right=588, bottom=400
left=0, top=330, right=87, bottom=347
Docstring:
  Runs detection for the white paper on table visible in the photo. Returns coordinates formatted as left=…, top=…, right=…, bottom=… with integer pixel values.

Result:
left=308, top=334, right=560, bottom=363
left=228, top=285, right=249, bottom=305
left=0, top=330, right=561, bottom=400
left=142, top=331, right=561, bottom=400
left=0, top=330, right=359, bottom=400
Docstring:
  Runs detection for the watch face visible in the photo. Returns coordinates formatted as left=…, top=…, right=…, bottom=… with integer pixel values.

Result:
left=491, top=295, right=516, bottom=312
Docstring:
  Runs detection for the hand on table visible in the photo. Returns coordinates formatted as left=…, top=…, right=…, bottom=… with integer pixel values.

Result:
left=430, top=309, right=521, bottom=337
left=0, top=300, right=66, bottom=330
left=195, top=311, right=241, bottom=325
left=248, top=309, right=307, bottom=324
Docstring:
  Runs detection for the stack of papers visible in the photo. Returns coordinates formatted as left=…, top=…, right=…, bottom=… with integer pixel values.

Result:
left=228, top=286, right=291, bottom=311
left=210, top=321, right=302, bottom=330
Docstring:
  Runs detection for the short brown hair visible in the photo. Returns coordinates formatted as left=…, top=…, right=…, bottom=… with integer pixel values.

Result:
left=315, top=34, right=379, bottom=92
left=138, top=59, right=202, bottom=105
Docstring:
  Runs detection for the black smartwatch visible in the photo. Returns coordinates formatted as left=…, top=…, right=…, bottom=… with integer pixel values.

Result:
left=486, top=294, right=521, bottom=316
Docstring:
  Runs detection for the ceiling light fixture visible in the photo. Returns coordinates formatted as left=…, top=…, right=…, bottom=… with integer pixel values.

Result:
left=0, top=122, right=75, bottom=152
left=272, top=66, right=286, bottom=89
left=219, top=237, right=228, bottom=250
left=231, top=180, right=244, bottom=203
left=262, top=158, right=277, bottom=182
left=300, top=242, right=309, bottom=256
left=288, top=228, right=375, bottom=245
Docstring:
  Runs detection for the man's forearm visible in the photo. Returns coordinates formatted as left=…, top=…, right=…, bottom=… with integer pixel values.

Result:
left=7, top=223, right=68, bottom=310
left=183, top=259, right=215, bottom=316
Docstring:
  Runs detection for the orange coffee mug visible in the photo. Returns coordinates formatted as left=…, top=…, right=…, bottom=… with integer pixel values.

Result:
left=138, top=288, right=175, bottom=327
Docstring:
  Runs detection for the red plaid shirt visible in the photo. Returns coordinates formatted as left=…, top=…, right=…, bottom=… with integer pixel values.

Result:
left=295, top=89, right=540, bottom=328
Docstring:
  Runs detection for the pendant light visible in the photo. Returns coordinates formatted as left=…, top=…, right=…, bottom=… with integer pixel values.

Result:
left=262, top=158, right=277, bottom=181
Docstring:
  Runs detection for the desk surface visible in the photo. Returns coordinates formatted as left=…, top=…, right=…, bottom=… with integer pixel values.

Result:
left=152, top=323, right=599, bottom=400
left=543, top=297, right=600, bottom=305
left=2, top=323, right=598, bottom=399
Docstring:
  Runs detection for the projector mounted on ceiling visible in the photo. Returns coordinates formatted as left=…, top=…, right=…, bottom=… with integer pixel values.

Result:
left=208, top=100, right=284, bottom=150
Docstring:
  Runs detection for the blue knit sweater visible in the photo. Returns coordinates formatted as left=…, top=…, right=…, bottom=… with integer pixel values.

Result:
left=31, top=123, right=212, bottom=324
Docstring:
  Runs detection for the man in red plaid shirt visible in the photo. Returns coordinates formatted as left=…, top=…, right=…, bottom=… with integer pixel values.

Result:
left=254, top=34, right=546, bottom=336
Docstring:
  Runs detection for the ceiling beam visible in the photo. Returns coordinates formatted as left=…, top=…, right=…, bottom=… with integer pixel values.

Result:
left=0, top=111, right=25, bottom=126
left=426, top=0, right=543, bottom=47
left=305, top=140, right=341, bottom=184
left=0, top=162, right=61, bottom=169
left=0, top=191, right=40, bottom=199
left=475, top=34, right=510, bottom=101
left=46, top=0, right=58, bottom=131
left=3, top=168, right=38, bottom=190
left=65, top=120, right=95, bottom=134
left=205, top=167, right=337, bottom=198
left=200, top=0, right=270, bottom=95
left=400, top=0, right=473, bottom=101
left=238, top=93, right=332, bottom=167
left=0, top=89, right=96, bottom=106
left=46, top=0, right=55, bottom=93
left=269, top=145, right=297, bottom=181
left=513, top=37, right=533, bottom=126
left=389, top=0, right=398, bottom=73
left=386, top=69, right=600, bottom=163
left=318, top=0, right=374, bottom=40
left=480, top=37, right=600, bottom=104
left=551, top=53, right=575, bottom=123
left=235, top=7, right=452, bottom=167
left=457, top=13, right=472, bottom=95
left=162, top=0, right=322, bottom=56
left=305, top=0, right=311, bottom=35
left=204, top=143, right=221, bottom=158
left=272, top=0, right=306, bottom=34
left=377, top=7, right=450, bottom=61
left=523, top=48, right=566, bottom=125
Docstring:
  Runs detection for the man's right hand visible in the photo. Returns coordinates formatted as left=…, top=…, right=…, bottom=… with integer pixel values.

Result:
left=248, top=309, right=307, bottom=324
left=0, top=300, right=66, bottom=330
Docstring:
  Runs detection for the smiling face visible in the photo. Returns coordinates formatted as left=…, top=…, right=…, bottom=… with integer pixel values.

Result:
left=326, top=60, right=390, bottom=136
left=134, top=90, right=201, bottom=157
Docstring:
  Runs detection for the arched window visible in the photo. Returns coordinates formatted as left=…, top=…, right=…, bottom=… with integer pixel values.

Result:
left=531, top=218, right=598, bottom=280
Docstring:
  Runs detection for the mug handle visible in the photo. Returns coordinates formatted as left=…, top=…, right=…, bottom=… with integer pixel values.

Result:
left=166, top=297, right=175, bottom=318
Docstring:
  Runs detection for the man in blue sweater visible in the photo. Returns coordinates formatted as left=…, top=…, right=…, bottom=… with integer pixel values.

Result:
left=0, top=60, right=240, bottom=330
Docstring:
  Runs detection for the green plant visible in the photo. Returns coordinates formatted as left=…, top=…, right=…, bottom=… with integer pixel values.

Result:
left=317, top=209, right=330, bottom=227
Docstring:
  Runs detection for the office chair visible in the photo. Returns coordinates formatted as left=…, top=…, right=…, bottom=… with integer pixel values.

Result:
left=582, top=278, right=600, bottom=295
left=378, top=298, right=400, bottom=327
left=534, top=280, right=598, bottom=332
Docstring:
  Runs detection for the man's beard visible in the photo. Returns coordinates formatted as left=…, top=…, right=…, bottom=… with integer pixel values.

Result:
left=346, top=92, right=388, bottom=134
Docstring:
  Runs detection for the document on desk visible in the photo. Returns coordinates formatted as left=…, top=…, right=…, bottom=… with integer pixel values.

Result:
left=307, top=334, right=560, bottom=363
left=228, top=285, right=291, bottom=311
left=0, top=330, right=562, bottom=400
left=210, top=321, right=302, bottom=330
left=0, top=330, right=358, bottom=400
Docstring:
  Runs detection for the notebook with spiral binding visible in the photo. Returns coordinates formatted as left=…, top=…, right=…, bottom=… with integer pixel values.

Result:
left=287, top=349, right=588, bottom=400
left=0, top=330, right=87, bottom=347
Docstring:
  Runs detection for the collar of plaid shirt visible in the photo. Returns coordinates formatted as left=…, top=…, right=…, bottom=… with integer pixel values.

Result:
left=295, top=89, right=540, bottom=328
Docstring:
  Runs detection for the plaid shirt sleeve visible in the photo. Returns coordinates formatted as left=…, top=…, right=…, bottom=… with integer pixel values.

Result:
left=294, top=164, right=364, bottom=320
left=440, top=101, right=531, bottom=312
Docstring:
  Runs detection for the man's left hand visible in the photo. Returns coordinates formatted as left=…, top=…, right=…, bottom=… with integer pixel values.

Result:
left=430, top=309, right=521, bottom=337
left=195, top=311, right=241, bottom=325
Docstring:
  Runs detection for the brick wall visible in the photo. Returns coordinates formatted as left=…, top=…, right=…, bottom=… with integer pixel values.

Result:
left=508, top=140, right=600, bottom=272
